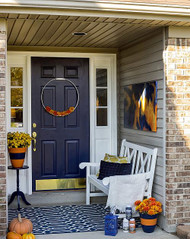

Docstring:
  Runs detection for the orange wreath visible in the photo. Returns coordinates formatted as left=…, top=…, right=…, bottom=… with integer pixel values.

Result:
left=41, top=78, right=79, bottom=117
left=45, top=106, right=75, bottom=116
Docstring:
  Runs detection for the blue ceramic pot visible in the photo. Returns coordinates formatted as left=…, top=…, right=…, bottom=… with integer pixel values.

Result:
left=140, top=213, right=158, bottom=233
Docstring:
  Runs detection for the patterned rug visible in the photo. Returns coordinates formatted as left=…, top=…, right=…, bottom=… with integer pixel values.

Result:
left=8, top=204, right=109, bottom=235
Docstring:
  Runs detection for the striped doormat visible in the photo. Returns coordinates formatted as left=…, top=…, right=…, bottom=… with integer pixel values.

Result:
left=8, top=204, right=109, bottom=235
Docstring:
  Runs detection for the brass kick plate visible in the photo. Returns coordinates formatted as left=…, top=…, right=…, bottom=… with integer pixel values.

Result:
left=36, top=178, right=86, bottom=191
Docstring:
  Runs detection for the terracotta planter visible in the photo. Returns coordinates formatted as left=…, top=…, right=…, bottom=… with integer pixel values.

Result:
left=8, top=147, right=27, bottom=168
left=140, top=213, right=158, bottom=233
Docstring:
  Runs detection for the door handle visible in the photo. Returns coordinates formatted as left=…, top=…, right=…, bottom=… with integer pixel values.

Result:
left=32, top=132, right=37, bottom=152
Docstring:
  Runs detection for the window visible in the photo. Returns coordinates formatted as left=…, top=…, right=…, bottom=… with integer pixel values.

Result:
left=10, top=67, right=23, bottom=128
left=96, top=69, right=108, bottom=126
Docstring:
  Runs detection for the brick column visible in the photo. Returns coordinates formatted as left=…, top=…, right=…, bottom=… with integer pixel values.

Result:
left=0, top=19, right=7, bottom=236
left=164, top=37, right=190, bottom=229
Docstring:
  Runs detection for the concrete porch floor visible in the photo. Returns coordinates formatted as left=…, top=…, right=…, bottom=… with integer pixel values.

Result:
left=8, top=189, right=107, bottom=208
left=8, top=191, right=179, bottom=239
left=35, top=228, right=178, bottom=239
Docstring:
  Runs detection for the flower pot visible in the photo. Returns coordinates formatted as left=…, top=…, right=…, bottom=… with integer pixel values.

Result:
left=140, top=213, right=158, bottom=233
left=8, top=148, right=27, bottom=168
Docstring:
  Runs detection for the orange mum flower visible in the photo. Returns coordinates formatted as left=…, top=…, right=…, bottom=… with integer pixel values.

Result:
left=148, top=209, right=155, bottom=215
left=135, top=200, right=141, bottom=206
left=156, top=201, right=162, bottom=207
left=135, top=206, right=140, bottom=211
left=142, top=199, right=149, bottom=205
left=158, top=208, right=162, bottom=213
left=135, top=197, right=162, bottom=216
left=150, top=201, right=156, bottom=206
left=149, top=197, right=156, bottom=201
left=143, top=206, right=150, bottom=211
left=140, top=202, right=146, bottom=207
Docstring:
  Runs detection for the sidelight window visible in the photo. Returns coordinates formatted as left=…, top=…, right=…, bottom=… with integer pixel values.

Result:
left=10, top=67, right=23, bottom=128
left=96, top=69, right=108, bottom=126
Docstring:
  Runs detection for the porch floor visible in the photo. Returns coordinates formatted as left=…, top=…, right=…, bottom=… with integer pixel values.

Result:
left=8, top=189, right=107, bottom=209
left=34, top=228, right=178, bottom=239
left=8, top=191, right=178, bottom=239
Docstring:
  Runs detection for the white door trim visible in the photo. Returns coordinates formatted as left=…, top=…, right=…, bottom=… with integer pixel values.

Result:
left=7, top=51, right=117, bottom=195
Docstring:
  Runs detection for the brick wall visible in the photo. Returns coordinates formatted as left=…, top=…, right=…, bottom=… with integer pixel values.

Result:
left=165, top=37, right=190, bottom=227
left=0, top=20, right=7, bottom=236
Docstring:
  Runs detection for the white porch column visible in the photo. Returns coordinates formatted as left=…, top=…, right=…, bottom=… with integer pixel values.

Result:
left=0, top=19, right=7, bottom=236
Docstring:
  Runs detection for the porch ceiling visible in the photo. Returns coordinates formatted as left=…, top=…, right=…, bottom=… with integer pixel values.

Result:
left=3, top=13, right=190, bottom=49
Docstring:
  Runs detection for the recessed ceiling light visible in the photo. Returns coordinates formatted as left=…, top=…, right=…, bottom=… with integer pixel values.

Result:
left=72, top=32, right=87, bottom=36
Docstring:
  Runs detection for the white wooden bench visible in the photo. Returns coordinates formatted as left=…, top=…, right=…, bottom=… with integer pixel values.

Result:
left=79, top=139, right=158, bottom=205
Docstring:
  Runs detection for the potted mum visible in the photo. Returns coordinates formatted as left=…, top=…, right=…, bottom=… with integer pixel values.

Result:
left=7, top=132, right=32, bottom=168
left=135, top=197, right=162, bottom=233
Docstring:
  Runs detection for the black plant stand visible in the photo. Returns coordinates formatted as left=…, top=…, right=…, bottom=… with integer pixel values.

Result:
left=8, top=165, right=31, bottom=211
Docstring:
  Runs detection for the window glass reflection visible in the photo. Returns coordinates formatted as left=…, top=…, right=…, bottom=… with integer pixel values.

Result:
left=11, top=67, right=23, bottom=86
left=96, top=89, right=107, bottom=107
left=11, top=88, right=23, bottom=107
left=96, top=69, right=107, bottom=87
left=97, top=108, right=107, bottom=126
left=11, top=108, right=23, bottom=128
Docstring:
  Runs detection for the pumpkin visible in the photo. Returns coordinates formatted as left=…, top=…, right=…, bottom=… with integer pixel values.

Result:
left=7, top=231, right=22, bottom=239
left=22, top=233, right=35, bottom=239
left=9, top=214, right=33, bottom=235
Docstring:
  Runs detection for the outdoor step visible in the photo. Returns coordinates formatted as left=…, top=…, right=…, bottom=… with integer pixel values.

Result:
left=177, top=225, right=190, bottom=239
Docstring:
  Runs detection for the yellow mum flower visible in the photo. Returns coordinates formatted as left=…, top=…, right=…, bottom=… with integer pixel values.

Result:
left=7, top=132, right=32, bottom=149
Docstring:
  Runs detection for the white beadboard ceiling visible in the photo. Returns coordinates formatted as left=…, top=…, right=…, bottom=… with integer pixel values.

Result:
left=1, top=13, right=189, bottom=49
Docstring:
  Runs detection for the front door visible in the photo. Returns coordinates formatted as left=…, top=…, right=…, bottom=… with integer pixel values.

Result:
left=31, top=57, right=89, bottom=191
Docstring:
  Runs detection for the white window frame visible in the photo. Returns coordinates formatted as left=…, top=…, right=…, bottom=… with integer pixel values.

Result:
left=7, top=64, right=26, bottom=131
left=96, top=68, right=109, bottom=127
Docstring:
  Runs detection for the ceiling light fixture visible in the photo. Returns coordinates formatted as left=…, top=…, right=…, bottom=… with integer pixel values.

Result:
left=72, top=32, right=87, bottom=36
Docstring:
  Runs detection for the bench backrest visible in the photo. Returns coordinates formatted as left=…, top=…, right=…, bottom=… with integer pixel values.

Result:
left=119, top=139, right=158, bottom=198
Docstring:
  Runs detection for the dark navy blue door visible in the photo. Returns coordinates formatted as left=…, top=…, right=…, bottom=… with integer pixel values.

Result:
left=31, top=57, right=89, bottom=191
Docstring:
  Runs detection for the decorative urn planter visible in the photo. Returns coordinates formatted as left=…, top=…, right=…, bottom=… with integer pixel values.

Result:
left=8, top=147, right=27, bottom=168
left=135, top=198, right=162, bottom=233
left=7, top=132, right=32, bottom=168
left=140, top=213, right=158, bottom=233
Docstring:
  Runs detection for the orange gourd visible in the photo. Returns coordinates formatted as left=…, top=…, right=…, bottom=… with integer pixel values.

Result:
left=9, top=214, right=33, bottom=235
left=22, top=233, right=35, bottom=239
left=6, top=231, right=22, bottom=239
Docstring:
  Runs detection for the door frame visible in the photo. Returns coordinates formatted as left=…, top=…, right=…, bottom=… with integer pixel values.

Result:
left=7, top=51, right=117, bottom=195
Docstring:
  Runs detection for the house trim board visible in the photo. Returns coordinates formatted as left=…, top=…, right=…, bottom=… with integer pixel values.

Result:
left=7, top=51, right=117, bottom=195
left=2, top=0, right=190, bottom=17
left=2, top=1, right=190, bottom=23
left=162, top=27, right=166, bottom=217
left=168, top=26, right=190, bottom=38
left=7, top=46, right=118, bottom=54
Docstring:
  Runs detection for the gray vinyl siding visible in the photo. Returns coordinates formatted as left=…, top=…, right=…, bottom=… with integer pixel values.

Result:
left=118, top=29, right=165, bottom=210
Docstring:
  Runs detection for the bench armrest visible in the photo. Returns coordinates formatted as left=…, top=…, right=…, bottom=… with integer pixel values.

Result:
left=79, top=162, right=100, bottom=169
left=102, top=177, right=110, bottom=186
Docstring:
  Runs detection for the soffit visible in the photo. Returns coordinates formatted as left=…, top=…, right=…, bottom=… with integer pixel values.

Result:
left=3, top=14, right=190, bottom=49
